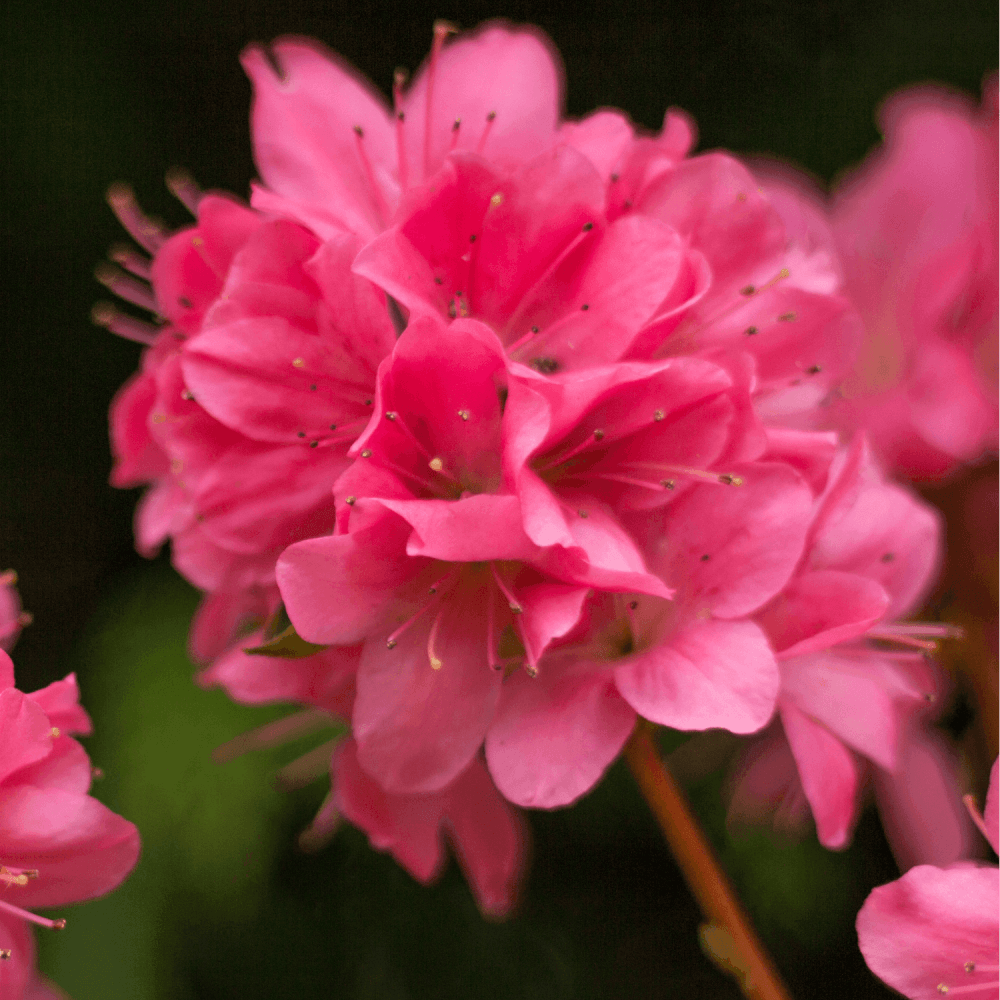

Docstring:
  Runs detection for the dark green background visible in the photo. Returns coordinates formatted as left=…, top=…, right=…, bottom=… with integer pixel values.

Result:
left=1, top=0, right=996, bottom=996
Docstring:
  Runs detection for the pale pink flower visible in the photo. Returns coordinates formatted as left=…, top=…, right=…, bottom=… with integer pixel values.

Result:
left=856, top=758, right=999, bottom=999
left=0, top=651, right=140, bottom=999
left=730, top=435, right=952, bottom=848
left=827, top=77, right=998, bottom=480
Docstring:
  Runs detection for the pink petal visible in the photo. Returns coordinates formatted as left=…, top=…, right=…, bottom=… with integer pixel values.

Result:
left=0, top=913, right=33, bottom=1000
left=193, top=442, right=343, bottom=555
left=0, top=786, right=140, bottom=908
left=874, top=723, right=978, bottom=871
left=511, top=214, right=687, bottom=369
left=276, top=507, right=425, bottom=645
left=188, top=586, right=276, bottom=665
left=778, top=650, right=905, bottom=771
left=11, top=736, right=92, bottom=796
left=400, top=24, right=561, bottom=183
left=516, top=582, right=589, bottom=668
left=638, top=152, right=785, bottom=296
left=199, top=636, right=360, bottom=719
left=333, top=738, right=445, bottom=883
left=486, top=665, right=635, bottom=807
left=353, top=581, right=501, bottom=794
left=242, top=39, right=396, bottom=239
left=651, top=461, right=812, bottom=619
left=557, top=110, right=635, bottom=184
left=442, top=755, right=527, bottom=918
left=0, top=651, right=13, bottom=690
left=26, top=675, right=92, bottom=737
left=380, top=495, right=537, bottom=563
left=807, top=439, right=941, bottom=619
left=780, top=698, right=859, bottom=849
left=756, top=570, right=889, bottom=658
left=614, top=619, right=779, bottom=734
left=0, top=690, right=53, bottom=787
left=471, top=144, right=605, bottom=328
left=856, top=864, right=999, bottom=1000
left=108, top=370, right=169, bottom=488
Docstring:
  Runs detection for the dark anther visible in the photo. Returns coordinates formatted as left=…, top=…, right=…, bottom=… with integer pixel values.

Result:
left=353, top=125, right=364, bottom=137
left=700, top=554, right=711, bottom=562
left=582, top=222, right=594, bottom=231
left=745, top=326, right=758, bottom=336
left=740, top=285, right=756, bottom=296
left=529, top=357, right=560, bottom=374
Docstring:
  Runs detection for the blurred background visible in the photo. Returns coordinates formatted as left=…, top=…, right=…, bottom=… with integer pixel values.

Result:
left=1, top=0, right=996, bottom=996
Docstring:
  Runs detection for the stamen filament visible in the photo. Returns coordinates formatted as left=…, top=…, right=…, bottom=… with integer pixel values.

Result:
left=0, top=898, right=65, bottom=931
left=490, top=563, right=523, bottom=614
left=962, top=793, right=992, bottom=844
left=621, top=461, right=741, bottom=485
left=393, top=68, right=409, bottom=192
left=476, top=110, right=497, bottom=154
left=165, top=167, right=203, bottom=215
left=91, top=302, right=160, bottom=346
left=106, top=183, right=167, bottom=253
left=353, top=127, right=390, bottom=227
left=536, top=429, right=607, bottom=473
left=95, top=263, right=157, bottom=313
left=427, top=609, right=445, bottom=669
left=506, top=225, right=597, bottom=341
left=212, top=708, right=332, bottom=764
left=109, top=243, right=152, bottom=280
left=275, top=738, right=341, bottom=791
left=423, top=22, right=457, bottom=180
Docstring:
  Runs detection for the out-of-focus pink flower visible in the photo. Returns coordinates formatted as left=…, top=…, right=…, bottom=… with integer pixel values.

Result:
left=856, top=758, right=999, bottom=999
left=828, top=77, right=999, bottom=480
left=730, top=436, right=953, bottom=849
left=0, top=651, right=140, bottom=999
left=0, top=571, right=31, bottom=653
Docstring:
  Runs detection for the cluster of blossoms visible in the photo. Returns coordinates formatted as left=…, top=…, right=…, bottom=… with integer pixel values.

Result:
left=0, top=607, right=140, bottom=997
left=92, top=20, right=997, bottom=994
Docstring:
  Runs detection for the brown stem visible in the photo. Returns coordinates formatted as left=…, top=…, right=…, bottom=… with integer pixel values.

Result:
left=624, top=720, right=794, bottom=1000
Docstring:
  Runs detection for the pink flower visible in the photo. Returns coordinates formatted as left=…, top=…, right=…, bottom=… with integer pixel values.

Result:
left=277, top=316, right=675, bottom=796
left=827, top=77, right=999, bottom=480
left=485, top=457, right=813, bottom=808
left=103, top=186, right=395, bottom=661
left=0, top=651, right=140, bottom=999
left=856, top=758, right=999, bottom=999
left=245, top=21, right=858, bottom=408
left=730, top=435, right=951, bottom=848
left=0, top=571, right=30, bottom=653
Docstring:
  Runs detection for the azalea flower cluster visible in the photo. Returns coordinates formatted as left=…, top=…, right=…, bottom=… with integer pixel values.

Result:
left=91, top=19, right=996, bottom=995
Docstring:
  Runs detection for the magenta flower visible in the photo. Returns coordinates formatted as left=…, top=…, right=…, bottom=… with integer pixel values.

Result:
left=0, top=651, right=140, bottom=999
left=856, top=758, right=999, bottom=999
left=827, top=77, right=998, bottom=480
left=730, top=435, right=951, bottom=848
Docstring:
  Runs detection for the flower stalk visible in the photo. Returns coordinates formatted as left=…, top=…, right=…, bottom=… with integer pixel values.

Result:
left=624, top=719, right=794, bottom=1000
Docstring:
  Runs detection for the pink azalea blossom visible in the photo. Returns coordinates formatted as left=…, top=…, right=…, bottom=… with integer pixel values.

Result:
left=277, top=315, right=677, bottom=797
left=244, top=21, right=858, bottom=409
left=0, top=651, right=140, bottom=999
left=102, top=186, right=395, bottom=661
left=486, top=457, right=813, bottom=808
left=825, top=77, right=998, bottom=480
left=730, top=435, right=952, bottom=849
left=856, top=758, right=999, bottom=998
